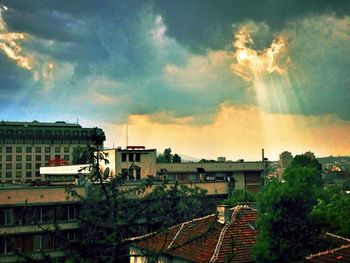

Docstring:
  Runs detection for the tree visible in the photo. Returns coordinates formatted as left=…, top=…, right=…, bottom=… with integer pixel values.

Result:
left=156, top=148, right=182, bottom=163
left=312, top=186, right=350, bottom=238
left=64, top=134, right=208, bottom=262
left=164, top=148, right=172, bottom=163
left=253, top=166, right=323, bottom=262
left=72, top=146, right=91, bottom=164
left=172, top=153, right=181, bottom=163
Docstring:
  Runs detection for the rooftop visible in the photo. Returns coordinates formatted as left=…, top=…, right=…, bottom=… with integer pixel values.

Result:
left=130, top=205, right=257, bottom=263
left=0, top=120, right=82, bottom=128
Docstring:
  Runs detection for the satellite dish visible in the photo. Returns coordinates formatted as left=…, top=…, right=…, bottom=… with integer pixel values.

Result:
left=103, top=167, right=110, bottom=180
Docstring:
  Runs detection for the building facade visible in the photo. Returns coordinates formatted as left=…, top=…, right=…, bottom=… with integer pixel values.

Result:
left=102, top=146, right=157, bottom=180
left=0, top=121, right=104, bottom=183
left=0, top=185, right=85, bottom=262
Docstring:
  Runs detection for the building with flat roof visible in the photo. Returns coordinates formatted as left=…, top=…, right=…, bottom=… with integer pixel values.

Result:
left=102, top=146, right=157, bottom=180
left=0, top=121, right=104, bottom=183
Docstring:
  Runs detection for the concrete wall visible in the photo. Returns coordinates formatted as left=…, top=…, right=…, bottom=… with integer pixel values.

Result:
left=103, top=149, right=157, bottom=180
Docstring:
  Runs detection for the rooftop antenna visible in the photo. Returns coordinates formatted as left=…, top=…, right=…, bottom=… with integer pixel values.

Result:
left=77, top=117, right=79, bottom=124
left=126, top=124, right=128, bottom=148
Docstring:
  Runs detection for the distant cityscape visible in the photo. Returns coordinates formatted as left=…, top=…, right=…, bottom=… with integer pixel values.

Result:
left=1, top=120, right=349, bottom=262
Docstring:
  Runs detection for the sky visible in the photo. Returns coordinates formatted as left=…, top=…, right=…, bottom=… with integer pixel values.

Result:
left=1, top=0, right=350, bottom=161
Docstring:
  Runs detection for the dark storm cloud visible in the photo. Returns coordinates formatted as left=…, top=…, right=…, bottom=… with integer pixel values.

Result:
left=154, top=0, right=350, bottom=53
left=1, top=0, right=350, bottom=125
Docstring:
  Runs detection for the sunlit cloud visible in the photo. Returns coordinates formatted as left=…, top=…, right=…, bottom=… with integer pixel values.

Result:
left=0, top=5, right=54, bottom=82
left=231, top=24, right=289, bottom=82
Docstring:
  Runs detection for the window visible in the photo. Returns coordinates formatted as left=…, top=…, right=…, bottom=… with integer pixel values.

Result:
left=6, top=155, right=12, bottom=162
left=135, top=167, right=141, bottom=180
left=26, top=163, right=32, bottom=169
left=16, top=147, right=22, bottom=153
left=35, top=171, right=40, bottom=177
left=26, top=171, right=32, bottom=178
left=35, top=163, right=41, bottom=169
left=6, top=163, right=12, bottom=170
left=0, top=209, right=14, bottom=225
left=55, top=147, right=60, bottom=153
left=128, top=153, right=134, bottom=162
left=64, top=147, right=69, bottom=153
left=35, top=155, right=41, bottom=161
left=16, top=163, right=22, bottom=169
left=5, top=171, right=11, bottom=178
left=26, top=155, right=32, bottom=161
left=41, top=207, right=54, bottom=223
left=45, top=147, right=50, bottom=153
left=16, top=171, right=22, bottom=178
left=45, top=155, right=50, bottom=161
left=6, top=147, right=12, bottom=153
left=121, top=169, right=128, bottom=178
left=64, top=155, right=69, bottom=161
left=135, top=153, right=141, bottom=162
left=16, top=155, right=22, bottom=162
left=26, top=129, right=33, bottom=135
left=0, top=147, right=2, bottom=153
left=121, top=153, right=127, bottom=162
left=35, top=147, right=41, bottom=153
left=26, top=147, right=32, bottom=153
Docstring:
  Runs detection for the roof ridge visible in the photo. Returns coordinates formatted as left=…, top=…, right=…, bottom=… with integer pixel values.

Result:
left=209, top=205, right=247, bottom=263
left=166, top=213, right=215, bottom=250
left=305, top=244, right=350, bottom=260
left=169, top=213, right=215, bottom=230
left=325, top=232, right=350, bottom=243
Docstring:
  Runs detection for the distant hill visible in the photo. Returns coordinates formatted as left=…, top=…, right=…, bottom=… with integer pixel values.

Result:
left=179, top=154, right=200, bottom=162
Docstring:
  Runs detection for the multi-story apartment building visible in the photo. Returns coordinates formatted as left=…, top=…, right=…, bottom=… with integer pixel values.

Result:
left=0, top=121, right=105, bottom=183
left=0, top=184, right=85, bottom=262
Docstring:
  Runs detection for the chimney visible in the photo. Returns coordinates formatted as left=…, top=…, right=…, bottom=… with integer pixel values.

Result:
left=217, top=205, right=231, bottom=224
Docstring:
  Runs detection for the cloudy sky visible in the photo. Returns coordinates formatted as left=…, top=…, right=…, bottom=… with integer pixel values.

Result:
left=1, top=0, right=350, bottom=160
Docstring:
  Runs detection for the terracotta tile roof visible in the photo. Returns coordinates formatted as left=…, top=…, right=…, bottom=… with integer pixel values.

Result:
left=131, top=205, right=258, bottom=263
left=305, top=244, right=350, bottom=262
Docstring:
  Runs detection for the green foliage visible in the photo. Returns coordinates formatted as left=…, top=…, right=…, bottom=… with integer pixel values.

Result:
left=72, top=146, right=91, bottom=164
left=173, top=153, right=181, bottom=163
left=156, top=148, right=182, bottom=163
left=312, top=187, right=350, bottom=238
left=253, top=167, right=323, bottom=262
left=199, top=159, right=216, bottom=163
left=65, top=180, right=208, bottom=262
left=223, top=189, right=256, bottom=206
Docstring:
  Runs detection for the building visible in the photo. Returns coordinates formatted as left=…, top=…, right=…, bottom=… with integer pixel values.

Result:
left=0, top=184, right=85, bottom=262
left=0, top=121, right=105, bottom=183
left=157, top=162, right=264, bottom=193
left=279, top=151, right=293, bottom=170
left=102, top=146, right=157, bottom=180
left=129, top=205, right=258, bottom=263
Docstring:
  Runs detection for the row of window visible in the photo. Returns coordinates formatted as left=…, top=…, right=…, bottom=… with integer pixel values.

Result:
left=0, top=171, right=41, bottom=178
left=121, top=153, right=141, bottom=162
left=0, top=154, right=70, bottom=162
left=0, top=205, right=78, bottom=226
left=0, top=231, right=76, bottom=255
left=0, top=128, right=90, bottom=136
left=0, top=146, right=70, bottom=153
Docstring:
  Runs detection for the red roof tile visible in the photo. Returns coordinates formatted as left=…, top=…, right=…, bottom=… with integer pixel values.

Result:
left=305, top=244, right=350, bottom=262
left=131, top=205, right=258, bottom=263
